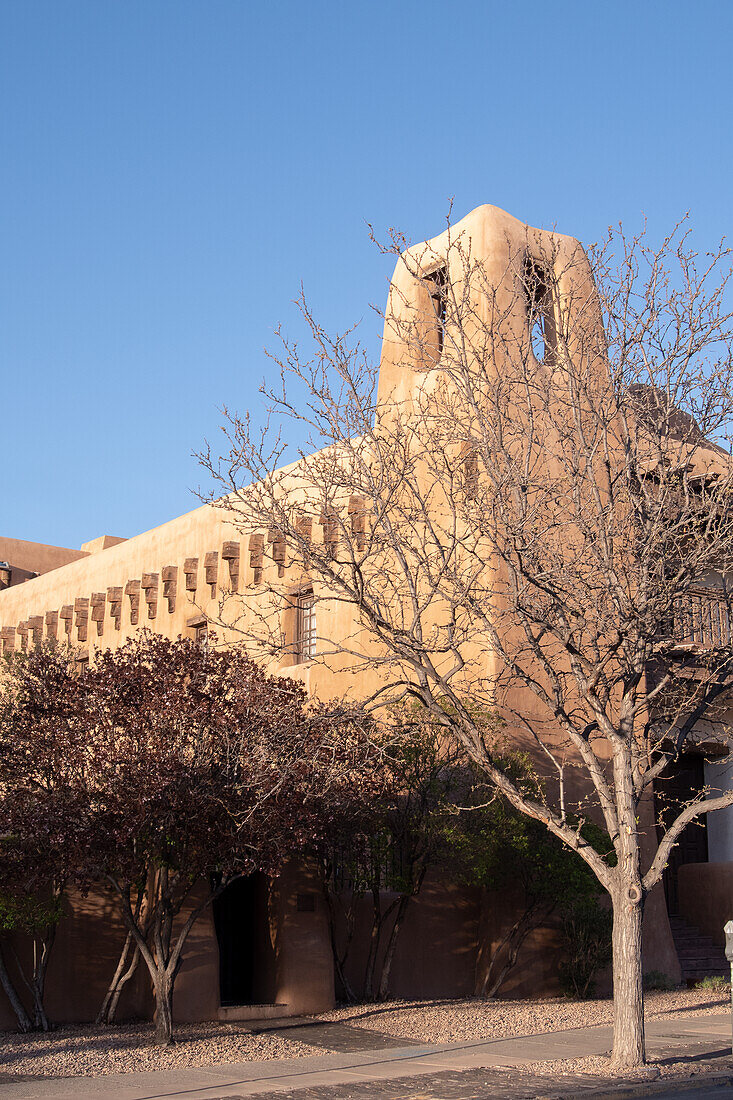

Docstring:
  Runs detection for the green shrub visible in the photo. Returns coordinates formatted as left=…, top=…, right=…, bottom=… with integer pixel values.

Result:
left=644, top=969, right=678, bottom=991
left=695, top=975, right=730, bottom=992
left=558, top=894, right=613, bottom=999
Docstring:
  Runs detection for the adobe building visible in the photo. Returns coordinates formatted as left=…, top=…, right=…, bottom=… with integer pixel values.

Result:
left=1, top=204, right=731, bottom=1027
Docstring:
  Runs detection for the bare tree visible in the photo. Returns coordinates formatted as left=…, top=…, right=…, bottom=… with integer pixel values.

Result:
left=201, top=205, right=733, bottom=1070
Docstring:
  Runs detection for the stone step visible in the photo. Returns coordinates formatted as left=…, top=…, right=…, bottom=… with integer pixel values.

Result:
left=669, top=913, right=729, bottom=984
left=676, top=945, right=719, bottom=954
left=679, top=960, right=729, bottom=971
left=677, top=946, right=725, bottom=957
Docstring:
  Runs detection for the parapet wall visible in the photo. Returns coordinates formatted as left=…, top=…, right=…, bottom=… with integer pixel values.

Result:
left=0, top=503, right=243, bottom=653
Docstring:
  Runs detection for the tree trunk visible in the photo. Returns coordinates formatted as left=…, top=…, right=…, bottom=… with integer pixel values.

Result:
left=362, top=886, right=382, bottom=1001
left=362, top=918, right=380, bottom=1001
left=29, top=983, right=50, bottom=1032
left=363, top=892, right=399, bottom=1001
left=108, top=944, right=140, bottom=1023
left=0, top=942, right=32, bottom=1033
left=97, top=931, right=133, bottom=1024
left=610, top=888, right=645, bottom=1069
left=97, top=933, right=140, bottom=1025
left=377, top=893, right=410, bottom=1001
left=478, top=898, right=554, bottom=1000
left=30, top=926, right=56, bottom=1031
left=153, top=972, right=174, bottom=1045
left=322, top=886, right=357, bottom=1004
left=111, top=873, right=218, bottom=1046
left=480, top=912, right=535, bottom=999
left=9, top=942, right=49, bottom=1032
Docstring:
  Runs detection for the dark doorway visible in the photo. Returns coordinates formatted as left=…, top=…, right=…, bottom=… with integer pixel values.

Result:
left=654, top=754, right=708, bottom=915
left=212, top=872, right=277, bottom=1006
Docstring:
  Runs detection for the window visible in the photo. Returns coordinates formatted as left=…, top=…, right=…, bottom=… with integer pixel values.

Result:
left=296, top=589, right=316, bottom=662
left=426, top=265, right=447, bottom=358
left=523, top=256, right=556, bottom=363
left=188, top=616, right=209, bottom=646
left=462, top=448, right=479, bottom=499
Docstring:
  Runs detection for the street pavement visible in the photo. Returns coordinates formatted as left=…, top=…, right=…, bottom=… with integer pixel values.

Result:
left=0, top=1013, right=731, bottom=1100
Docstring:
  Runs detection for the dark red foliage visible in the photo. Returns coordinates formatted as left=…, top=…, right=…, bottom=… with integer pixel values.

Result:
left=0, top=634, right=380, bottom=1040
left=76, top=631, right=378, bottom=889
left=0, top=645, right=91, bottom=893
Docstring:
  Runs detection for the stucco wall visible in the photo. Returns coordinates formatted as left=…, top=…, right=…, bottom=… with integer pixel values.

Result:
left=0, top=887, right=150, bottom=1030
left=0, top=504, right=238, bottom=650
left=0, top=535, right=89, bottom=591
left=337, top=875, right=482, bottom=1002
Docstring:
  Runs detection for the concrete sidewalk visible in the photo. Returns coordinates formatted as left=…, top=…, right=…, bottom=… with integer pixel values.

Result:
left=0, top=1013, right=731, bottom=1100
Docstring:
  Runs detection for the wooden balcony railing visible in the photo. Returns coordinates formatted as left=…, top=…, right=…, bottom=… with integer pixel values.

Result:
left=671, top=588, right=733, bottom=649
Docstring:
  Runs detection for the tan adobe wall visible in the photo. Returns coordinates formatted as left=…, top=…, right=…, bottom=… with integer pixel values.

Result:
left=0, top=535, right=89, bottom=590
left=80, top=535, right=128, bottom=554
left=0, top=493, right=380, bottom=707
left=0, top=504, right=234, bottom=650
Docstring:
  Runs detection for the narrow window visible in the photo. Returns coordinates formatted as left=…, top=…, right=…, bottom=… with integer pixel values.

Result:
left=296, top=588, right=316, bottom=662
left=426, top=265, right=447, bottom=358
left=523, top=256, right=556, bottom=363
left=462, top=448, right=479, bottom=499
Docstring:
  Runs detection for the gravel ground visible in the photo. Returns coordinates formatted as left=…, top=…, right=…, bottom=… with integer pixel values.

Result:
left=0, top=1021, right=315, bottom=1078
left=507, top=1053, right=732, bottom=1084
left=510, top=1053, right=691, bottom=1078
left=0, top=988, right=728, bottom=1079
left=316, top=988, right=731, bottom=1044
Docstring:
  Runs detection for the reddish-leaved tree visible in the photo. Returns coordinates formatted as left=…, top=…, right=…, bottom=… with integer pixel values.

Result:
left=1, top=634, right=379, bottom=1043
left=0, top=645, right=91, bottom=1031
left=78, top=632, right=377, bottom=1043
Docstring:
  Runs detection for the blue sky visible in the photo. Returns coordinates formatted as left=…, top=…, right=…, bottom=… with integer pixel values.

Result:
left=3, top=1, right=732, bottom=548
